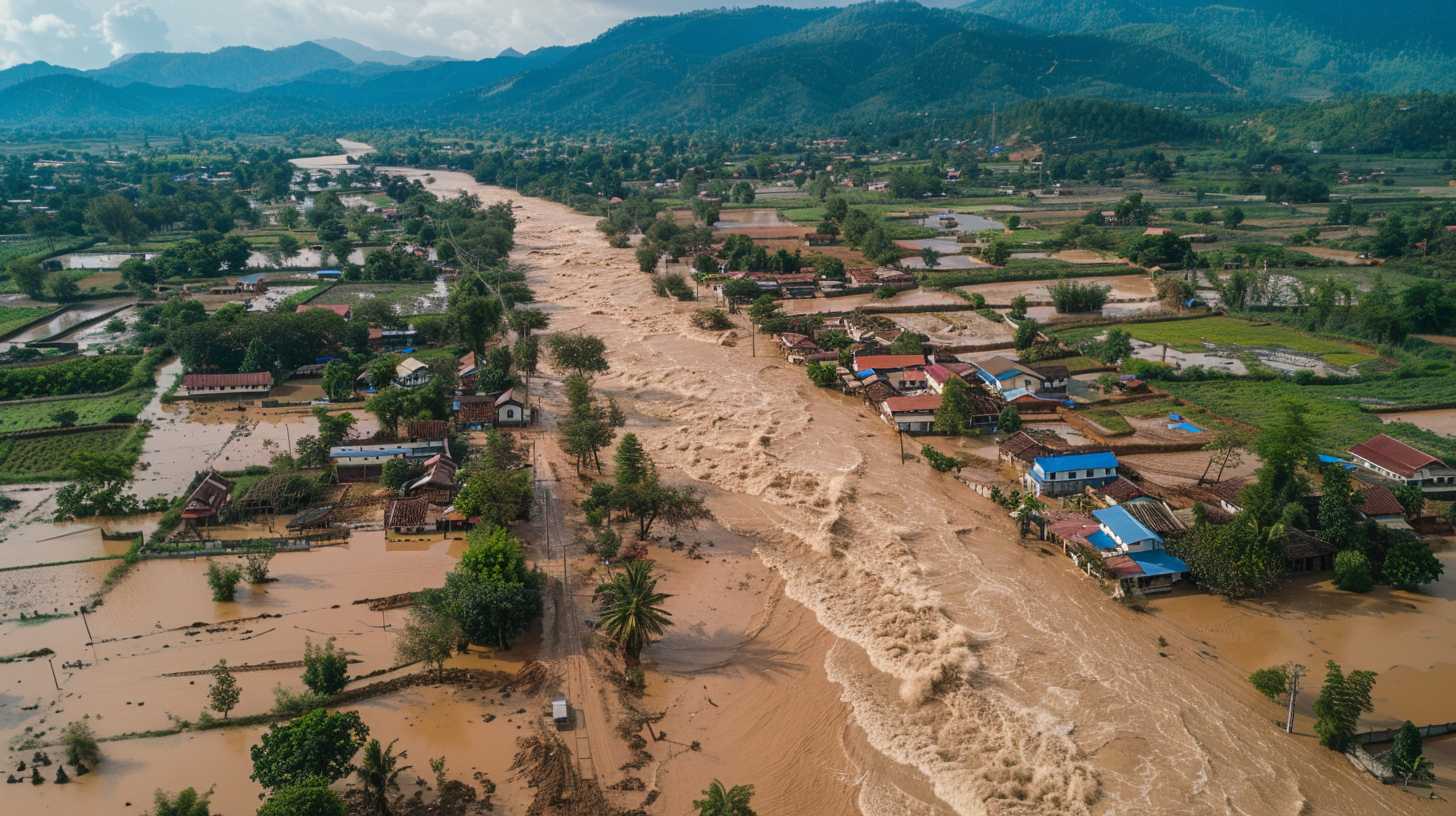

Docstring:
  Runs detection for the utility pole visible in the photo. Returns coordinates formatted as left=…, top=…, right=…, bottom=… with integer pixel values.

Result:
left=47, top=657, right=60, bottom=691
left=1284, top=663, right=1305, bottom=734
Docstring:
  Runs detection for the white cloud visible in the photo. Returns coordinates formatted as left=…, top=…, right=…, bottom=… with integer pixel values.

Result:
left=98, top=2, right=169, bottom=59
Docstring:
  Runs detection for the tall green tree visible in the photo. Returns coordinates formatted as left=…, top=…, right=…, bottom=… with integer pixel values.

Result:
left=1312, top=661, right=1376, bottom=751
left=932, top=377, right=976, bottom=435
left=694, top=780, right=756, bottom=816
left=257, top=782, right=347, bottom=816
left=250, top=708, right=369, bottom=789
left=546, top=333, right=609, bottom=378
left=430, top=525, right=542, bottom=649
left=356, top=738, right=411, bottom=816
left=594, top=559, right=673, bottom=666
left=614, top=433, right=649, bottom=488
left=208, top=660, right=241, bottom=720
left=302, top=638, right=350, bottom=696
left=1317, top=464, right=1362, bottom=551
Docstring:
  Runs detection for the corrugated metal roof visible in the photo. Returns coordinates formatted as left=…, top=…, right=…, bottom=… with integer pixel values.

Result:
left=1350, top=434, right=1444, bottom=477
left=1034, top=450, right=1117, bottom=474
left=1094, top=505, right=1161, bottom=546
left=1127, top=550, right=1188, bottom=577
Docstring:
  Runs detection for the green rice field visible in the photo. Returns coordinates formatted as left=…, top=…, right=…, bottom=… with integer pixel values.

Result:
left=1059, top=316, right=1378, bottom=367
left=0, top=425, right=145, bottom=482
left=0, top=391, right=150, bottom=433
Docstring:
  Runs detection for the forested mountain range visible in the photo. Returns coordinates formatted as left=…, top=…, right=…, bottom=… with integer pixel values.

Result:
left=963, top=0, right=1456, bottom=98
left=0, top=2, right=1452, bottom=140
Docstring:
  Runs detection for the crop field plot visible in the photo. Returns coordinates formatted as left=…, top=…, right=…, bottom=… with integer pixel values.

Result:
left=0, top=425, right=141, bottom=482
left=0, top=305, right=60, bottom=337
left=1059, top=316, right=1378, bottom=368
left=0, top=391, right=149, bottom=433
left=1160, top=378, right=1456, bottom=461
left=312, top=282, right=444, bottom=315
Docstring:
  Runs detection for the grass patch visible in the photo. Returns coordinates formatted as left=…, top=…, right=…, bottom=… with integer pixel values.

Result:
left=1057, top=355, right=1110, bottom=374
left=0, top=305, right=59, bottom=336
left=1084, top=409, right=1134, bottom=436
left=0, top=391, right=149, bottom=433
left=0, top=425, right=147, bottom=482
left=1059, top=316, right=1377, bottom=368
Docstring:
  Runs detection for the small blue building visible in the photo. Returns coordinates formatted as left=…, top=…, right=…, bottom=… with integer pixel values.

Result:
left=1024, top=450, right=1118, bottom=497
left=1090, top=504, right=1189, bottom=595
left=317, top=269, right=343, bottom=280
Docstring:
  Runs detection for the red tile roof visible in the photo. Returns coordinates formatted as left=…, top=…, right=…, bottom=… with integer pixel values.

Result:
left=182, top=372, right=273, bottom=389
left=854, top=354, right=925, bottom=371
left=384, top=497, right=431, bottom=529
left=1099, top=477, right=1146, bottom=503
left=1350, top=434, right=1445, bottom=477
left=883, top=394, right=941, bottom=413
left=181, top=471, right=232, bottom=519
left=1357, top=483, right=1406, bottom=517
left=406, top=420, right=450, bottom=441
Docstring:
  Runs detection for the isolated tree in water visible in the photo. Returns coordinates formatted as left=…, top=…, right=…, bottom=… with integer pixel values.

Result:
left=1312, top=660, right=1376, bottom=751
left=302, top=637, right=350, bottom=696
left=693, top=779, right=756, bottom=816
left=208, top=659, right=241, bottom=720
left=356, top=738, right=411, bottom=816
left=594, top=559, right=673, bottom=665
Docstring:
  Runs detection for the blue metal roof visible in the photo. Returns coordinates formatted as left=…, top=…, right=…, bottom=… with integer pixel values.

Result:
left=330, top=446, right=409, bottom=458
left=1127, top=549, right=1189, bottom=577
left=1087, top=530, right=1119, bottom=551
left=1003, top=387, right=1058, bottom=402
left=237, top=273, right=265, bottom=283
left=1093, top=505, right=1161, bottom=547
left=1034, top=451, right=1118, bottom=474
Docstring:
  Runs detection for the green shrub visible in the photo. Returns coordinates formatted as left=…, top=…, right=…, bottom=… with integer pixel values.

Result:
left=1334, top=550, right=1374, bottom=592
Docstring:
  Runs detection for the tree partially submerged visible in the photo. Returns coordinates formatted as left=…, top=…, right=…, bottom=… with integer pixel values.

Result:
left=594, top=559, right=673, bottom=666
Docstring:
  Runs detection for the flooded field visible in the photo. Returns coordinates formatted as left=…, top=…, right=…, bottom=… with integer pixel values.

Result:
left=377, top=167, right=1433, bottom=814
left=890, top=310, right=1015, bottom=346
left=913, top=210, right=1004, bottom=232
left=1379, top=408, right=1456, bottom=436
left=0, top=299, right=130, bottom=349
left=779, top=288, right=965, bottom=315
left=956, top=273, right=1154, bottom=305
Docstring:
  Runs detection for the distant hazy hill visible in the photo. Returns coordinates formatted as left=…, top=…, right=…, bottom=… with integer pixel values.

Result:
left=312, top=38, right=431, bottom=66
left=93, top=42, right=355, bottom=91
left=0, top=61, right=80, bottom=92
left=962, top=0, right=1456, bottom=97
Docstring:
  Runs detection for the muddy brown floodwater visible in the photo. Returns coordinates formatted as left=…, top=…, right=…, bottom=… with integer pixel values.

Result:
left=381, top=168, right=1438, bottom=814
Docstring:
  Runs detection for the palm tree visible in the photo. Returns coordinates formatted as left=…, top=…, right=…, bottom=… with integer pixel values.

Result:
left=693, top=779, right=756, bottom=816
left=594, top=559, right=673, bottom=665
left=1012, top=494, right=1046, bottom=538
left=356, top=738, right=411, bottom=816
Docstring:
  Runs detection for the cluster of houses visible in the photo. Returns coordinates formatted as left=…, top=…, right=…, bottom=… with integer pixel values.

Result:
left=776, top=320, right=1072, bottom=436
left=995, top=428, right=1452, bottom=598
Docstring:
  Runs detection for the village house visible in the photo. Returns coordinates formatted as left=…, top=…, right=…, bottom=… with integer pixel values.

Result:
left=1025, top=450, right=1119, bottom=497
left=1088, top=505, right=1190, bottom=595
left=180, top=471, right=232, bottom=532
left=879, top=394, right=941, bottom=433
left=972, top=357, right=1070, bottom=397
left=999, top=431, right=1052, bottom=471
left=368, top=326, right=418, bottom=350
left=494, top=388, right=531, bottom=427
left=384, top=496, right=436, bottom=535
left=457, top=352, right=481, bottom=391
left=405, top=453, right=458, bottom=495
left=452, top=394, right=494, bottom=430
left=923, top=362, right=976, bottom=394
left=852, top=353, right=925, bottom=373
left=331, top=439, right=451, bottom=483
left=180, top=371, right=274, bottom=399
left=393, top=357, right=433, bottom=388
left=776, top=333, right=821, bottom=362
left=1348, top=434, right=1456, bottom=489
left=237, top=273, right=268, bottom=293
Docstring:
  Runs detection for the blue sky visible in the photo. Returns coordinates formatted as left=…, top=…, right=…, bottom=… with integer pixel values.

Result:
left=0, top=1, right=965, bottom=69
